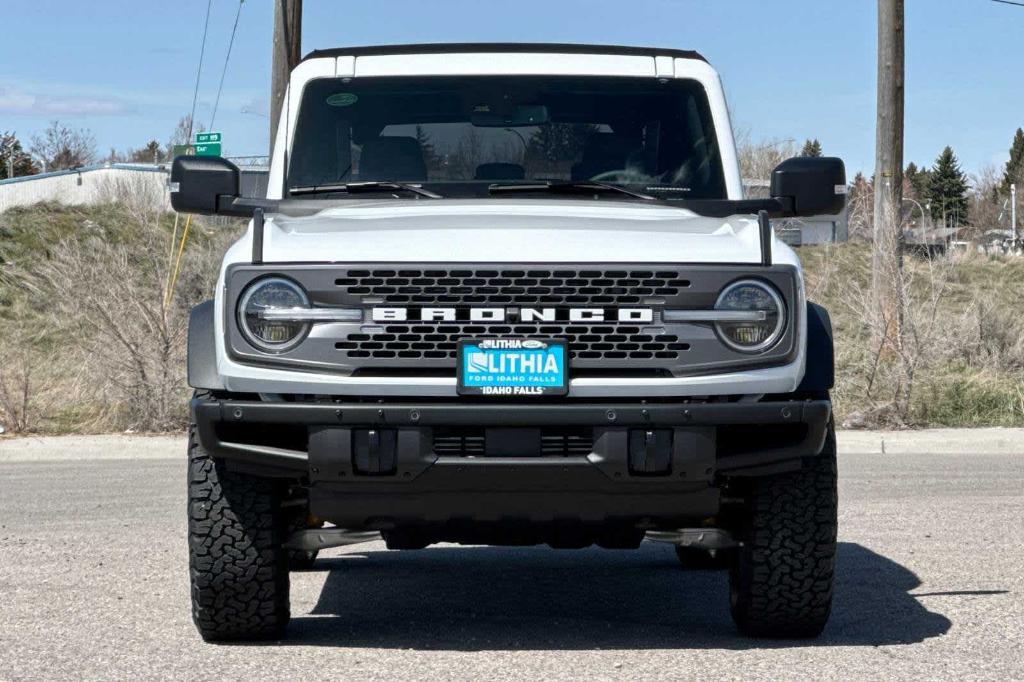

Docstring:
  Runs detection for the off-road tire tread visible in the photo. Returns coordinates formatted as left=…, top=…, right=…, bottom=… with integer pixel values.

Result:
left=729, top=423, right=838, bottom=638
left=187, top=425, right=290, bottom=641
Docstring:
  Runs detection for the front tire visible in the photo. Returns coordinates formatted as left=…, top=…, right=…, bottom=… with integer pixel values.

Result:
left=187, top=426, right=290, bottom=641
left=728, top=421, right=838, bottom=638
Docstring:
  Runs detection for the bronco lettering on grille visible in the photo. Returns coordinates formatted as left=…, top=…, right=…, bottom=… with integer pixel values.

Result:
left=371, top=307, right=654, bottom=324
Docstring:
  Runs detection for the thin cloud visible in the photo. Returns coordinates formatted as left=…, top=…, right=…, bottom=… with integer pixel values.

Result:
left=0, top=85, right=133, bottom=116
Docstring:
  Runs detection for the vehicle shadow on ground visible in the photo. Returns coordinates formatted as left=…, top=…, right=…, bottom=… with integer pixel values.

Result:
left=282, top=540, right=950, bottom=647
left=287, top=541, right=954, bottom=650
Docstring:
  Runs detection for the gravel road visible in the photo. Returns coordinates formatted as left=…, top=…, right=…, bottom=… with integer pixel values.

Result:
left=1, top=432, right=1022, bottom=680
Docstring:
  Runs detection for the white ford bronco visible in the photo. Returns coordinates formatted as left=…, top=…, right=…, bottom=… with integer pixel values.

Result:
left=172, top=43, right=845, bottom=642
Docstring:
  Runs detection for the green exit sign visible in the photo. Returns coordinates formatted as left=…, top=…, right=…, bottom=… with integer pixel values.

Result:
left=194, top=143, right=222, bottom=157
left=195, top=131, right=222, bottom=144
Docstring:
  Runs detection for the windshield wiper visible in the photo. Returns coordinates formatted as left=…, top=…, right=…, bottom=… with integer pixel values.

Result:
left=488, top=180, right=656, bottom=201
left=290, top=181, right=442, bottom=199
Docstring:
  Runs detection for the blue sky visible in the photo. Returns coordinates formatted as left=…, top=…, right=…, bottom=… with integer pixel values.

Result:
left=1, top=0, right=1021, bottom=178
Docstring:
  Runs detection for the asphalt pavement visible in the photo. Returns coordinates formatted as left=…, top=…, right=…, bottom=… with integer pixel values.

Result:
left=1, top=432, right=1022, bottom=680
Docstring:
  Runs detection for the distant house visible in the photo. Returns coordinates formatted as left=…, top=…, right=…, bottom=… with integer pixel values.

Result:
left=903, top=226, right=962, bottom=256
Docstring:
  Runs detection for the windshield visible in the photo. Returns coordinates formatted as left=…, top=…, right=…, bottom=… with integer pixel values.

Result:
left=287, top=75, right=726, bottom=200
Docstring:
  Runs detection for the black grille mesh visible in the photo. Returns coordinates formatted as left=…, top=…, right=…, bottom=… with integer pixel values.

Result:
left=336, top=324, right=689, bottom=361
left=433, top=428, right=594, bottom=457
left=335, top=268, right=691, bottom=305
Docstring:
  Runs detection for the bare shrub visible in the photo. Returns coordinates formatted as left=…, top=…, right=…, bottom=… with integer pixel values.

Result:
left=0, top=325, right=70, bottom=433
left=94, top=172, right=171, bottom=224
left=17, top=212, right=230, bottom=432
left=809, top=221, right=1024, bottom=429
left=0, top=343, right=35, bottom=433
left=847, top=174, right=874, bottom=241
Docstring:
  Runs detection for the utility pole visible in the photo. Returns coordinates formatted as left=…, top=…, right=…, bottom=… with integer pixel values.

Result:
left=872, top=0, right=905, bottom=327
left=270, top=0, right=302, bottom=158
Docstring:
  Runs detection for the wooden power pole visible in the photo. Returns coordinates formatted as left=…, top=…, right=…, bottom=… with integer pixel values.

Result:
left=872, top=0, right=905, bottom=321
left=270, top=0, right=302, bottom=158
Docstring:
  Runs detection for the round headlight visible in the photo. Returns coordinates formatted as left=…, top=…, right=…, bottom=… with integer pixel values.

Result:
left=237, top=277, right=310, bottom=352
left=714, top=280, right=786, bottom=353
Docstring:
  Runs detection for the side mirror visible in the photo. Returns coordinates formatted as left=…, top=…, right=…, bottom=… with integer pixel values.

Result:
left=770, top=157, right=847, bottom=218
left=170, top=155, right=249, bottom=216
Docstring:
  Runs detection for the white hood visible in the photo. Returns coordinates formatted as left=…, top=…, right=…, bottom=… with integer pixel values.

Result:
left=245, top=199, right=792, bottom=266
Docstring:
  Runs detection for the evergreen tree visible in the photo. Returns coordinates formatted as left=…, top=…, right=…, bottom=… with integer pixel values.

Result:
left=926, top=146, right=970, bottom=227
left=0, top=131, right=38, bottom=179
left=800, top=138, right=823, bottom=157
left=1001, top=127, right=1024, bottom=195
left=904, top=162, right=931, bottom=199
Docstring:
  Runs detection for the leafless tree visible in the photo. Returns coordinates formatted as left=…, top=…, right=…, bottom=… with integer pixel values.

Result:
left=29, top=120, right=96, bottom=171
left=969, top=164, right=1005, bottom=238
left=734, top=130, right=797, bottom=197
left=167, top=115, right=205, bottom=154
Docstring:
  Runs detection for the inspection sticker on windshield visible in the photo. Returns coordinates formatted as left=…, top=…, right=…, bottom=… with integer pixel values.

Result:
left=326, top=92, right=359, bottom=107
left=457, top=339, right=568, bottom=396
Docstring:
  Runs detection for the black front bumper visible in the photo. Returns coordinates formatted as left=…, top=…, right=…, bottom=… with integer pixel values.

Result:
left=192, top=397, right=831, bottom=529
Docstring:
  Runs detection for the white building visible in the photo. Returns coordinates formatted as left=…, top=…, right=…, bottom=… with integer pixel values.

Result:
left=0, top=163, right=172, bottom=213
left=0, top=161, right=269, bottom=214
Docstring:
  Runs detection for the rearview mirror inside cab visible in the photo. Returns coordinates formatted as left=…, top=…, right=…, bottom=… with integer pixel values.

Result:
left=771, top=157, right=847, bottom=218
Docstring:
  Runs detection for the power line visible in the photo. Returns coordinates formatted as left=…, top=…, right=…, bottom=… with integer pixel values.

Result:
left=187, top=0, right=214, bottom=141
left=992, top=0, right=1024, bottom=7
left=210, top=0, right=246, bottom=130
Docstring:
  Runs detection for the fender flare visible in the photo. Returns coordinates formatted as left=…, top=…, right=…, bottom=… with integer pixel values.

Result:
left=188, top=300, right=225, bottom=390
left=797, top=301, right=834, bottom=393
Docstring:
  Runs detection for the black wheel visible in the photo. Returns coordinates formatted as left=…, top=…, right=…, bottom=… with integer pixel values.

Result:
left=286, top=512, right=320, bottom=571
left=187, top=425, right=290, bottom=641
left=675, top=546, right=733, bottom=570
left=728, top=421, right=838, bottom=638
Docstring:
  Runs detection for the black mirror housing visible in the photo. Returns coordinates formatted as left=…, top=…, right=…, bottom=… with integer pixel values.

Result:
left=770, top=157, right=847, bottom=218
left=170, top=155, right=248, bottom=216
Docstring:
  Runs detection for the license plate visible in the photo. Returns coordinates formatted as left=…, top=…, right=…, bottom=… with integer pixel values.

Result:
left=457, top=338, right=569, bottom=396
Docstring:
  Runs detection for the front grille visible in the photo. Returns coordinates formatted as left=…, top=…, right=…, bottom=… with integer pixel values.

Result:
left=335, top=268, right=691, bottom=306
left=332, top=267, right=694, bottom=367
left=433, top=427, right=594, bottom=457
left=336, top=324, right=690, bottom=361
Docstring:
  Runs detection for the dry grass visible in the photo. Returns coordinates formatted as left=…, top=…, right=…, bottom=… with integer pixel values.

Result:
left=801, top=242, right=1024, bottom=427
left=0, top=202, right=239, bottom=433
